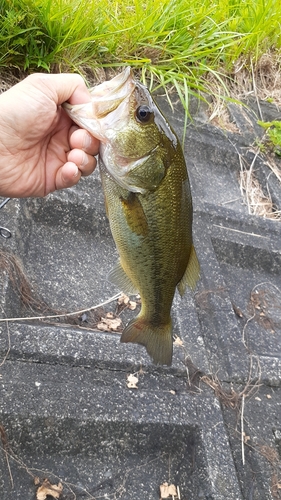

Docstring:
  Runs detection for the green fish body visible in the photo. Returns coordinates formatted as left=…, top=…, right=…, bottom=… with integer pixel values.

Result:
left=63, top=68, right=199, bottom=365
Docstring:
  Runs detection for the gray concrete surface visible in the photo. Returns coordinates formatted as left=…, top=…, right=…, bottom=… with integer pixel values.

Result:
left=0, top=95, right=280, bottom=499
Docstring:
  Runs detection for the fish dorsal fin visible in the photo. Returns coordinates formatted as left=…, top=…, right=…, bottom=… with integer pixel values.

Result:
left=177, top=245, right=200, bottom=296
left=107, top=260, right=139, bottom=295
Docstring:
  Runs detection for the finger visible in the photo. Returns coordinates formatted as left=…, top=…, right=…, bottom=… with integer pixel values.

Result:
left=26, top=73, right=92, bottom=106
left=69, top=126, right=100, bottom=156
left=55, top=162, right=81, bottom=191
left=67, top=149, right=97, bottom=176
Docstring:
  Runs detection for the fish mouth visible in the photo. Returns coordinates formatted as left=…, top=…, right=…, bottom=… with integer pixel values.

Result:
left=63, top=67, right=136, bottom=140
left=89, top=67, right=136, bottom=118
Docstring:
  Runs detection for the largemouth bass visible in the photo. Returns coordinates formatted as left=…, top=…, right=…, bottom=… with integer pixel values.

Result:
left=63, top=68, right=199, bottom=365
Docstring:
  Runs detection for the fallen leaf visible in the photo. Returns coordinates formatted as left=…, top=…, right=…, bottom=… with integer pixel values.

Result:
left=105, top=312, right=115, bottom=319
left=96, top=322, right=108, bottom=331
left=128, top=300, right=137, bottom=310
left=36, top=479, right=63, bottom=500
left=232, top=303, right=244, bottom=318
left=160, top=482, right=178, bottom=498
left=127, top=373, right=138, bottom=389
left=255, top=397, right=261, bottom=401
left=118, top=293, right=130, bottom=306
left=242, top=432, right=250, bottom=443
left=97, top=316, right=122, bottom=332
left=266, top=394, right=272, bottom=399
left=169, top=390, right=176, bottom=395
left=173, top=336, right=183, bottom=346
left=34, top=477, right=40, bottom=486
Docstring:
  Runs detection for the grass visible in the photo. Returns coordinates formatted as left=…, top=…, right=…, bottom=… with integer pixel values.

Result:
left=0, top=0, right=281, bottom=104
left=258, top=120, right=281, bottom=156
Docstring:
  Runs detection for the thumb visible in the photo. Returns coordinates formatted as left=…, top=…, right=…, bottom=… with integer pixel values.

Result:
left=25, top=73, right=92, bottom=106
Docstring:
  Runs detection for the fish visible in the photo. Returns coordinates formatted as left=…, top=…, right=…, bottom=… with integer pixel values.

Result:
left=63, top=67, right=199, bottom=365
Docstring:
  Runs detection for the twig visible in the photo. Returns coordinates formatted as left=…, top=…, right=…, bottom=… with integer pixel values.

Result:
left=0, top=320, right=10, bottom=367
left=0, top=424, right=14, bottom=488
left=241, top=394, right=245, bottom=466
left=243, top=281, right=281, bottom=347
left=242, top=149, right=260, bottom=214
left=251, top=58, right=263, bottom=121
left=0, top=293, right=122, bottom=323
left=242, top=312, right=256, bottom=347
left=213, top=224, right=268, bottom=239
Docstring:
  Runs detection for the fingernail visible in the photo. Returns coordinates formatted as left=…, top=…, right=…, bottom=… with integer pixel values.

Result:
left=83, top=133, right=92, bottom=149
left=81, top=152, right=90, bottom=168
left=73, top=165, right=80, bottom=177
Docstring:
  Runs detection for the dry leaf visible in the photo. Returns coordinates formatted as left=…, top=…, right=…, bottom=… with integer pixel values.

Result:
left=232, top=303, right=244, bottom=318
left=160, top=482, right=178, bottom=498
left=105, top=312, right=115, bottom=319
left=173, top=336, right=183, bottom=346
left=169, top=390, right=176, bottom=395
left=117, top=293, right=137, bottom=310
left=36, top=479, right=63, bottom=500
left=255, top=397, right=261, bottom=401
left=96, top=322, right=108, bottom=331
left=266, top=394, right=272, bottom=399
left=34, top=477, right=40, bottom=486
left=242, top=432, right=250, bottom=443
left=118, top=293, right=130, bottom=306
left=97, top=315, right=122, bottom=332
left=127, top=373, right=138, bottom=389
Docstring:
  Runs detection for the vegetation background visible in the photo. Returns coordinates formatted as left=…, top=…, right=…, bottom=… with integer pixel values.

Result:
left=0, top=0, right=281, bottom=107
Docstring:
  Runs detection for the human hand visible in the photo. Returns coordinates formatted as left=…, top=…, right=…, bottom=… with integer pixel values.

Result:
left=0, top=73, right=99, bottom=198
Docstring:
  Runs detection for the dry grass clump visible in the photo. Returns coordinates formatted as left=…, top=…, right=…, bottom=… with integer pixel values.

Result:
left=0, top=249, right=45, bottom=312
left=0, top=68, right=28, bottom=94
left=230, top=52, right=281, bottom=106
left=239, top=154, right=281, bottom=220
left=240, top=169, right=281, bottom=219
left=256, top=52, right=281, bottom=106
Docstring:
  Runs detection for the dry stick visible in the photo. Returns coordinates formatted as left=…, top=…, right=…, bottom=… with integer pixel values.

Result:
left=241, top=394, right=245, bottom=466
left=0, top=320, right=10, bottom=368
left=242, top=312, right=256, bottom=347
left=243, top=282, right=281, bottom=347
left=0, top=424, right=14, bottom=489
left=0, top=292, right=122, bottom=324
left=245, top=150, right=260, bottom=214
left=251, top=58, right=263, bottom=121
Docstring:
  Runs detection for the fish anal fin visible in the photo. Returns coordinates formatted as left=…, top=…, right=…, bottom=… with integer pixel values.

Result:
left=107, top=260, right=138, bottom=295
left=177, top=245, right=200, bottom=296
left=121, top=315, right=173, bottom=366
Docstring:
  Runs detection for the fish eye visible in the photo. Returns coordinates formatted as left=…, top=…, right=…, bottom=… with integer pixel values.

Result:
left=136, top=105, right=152, bottom=123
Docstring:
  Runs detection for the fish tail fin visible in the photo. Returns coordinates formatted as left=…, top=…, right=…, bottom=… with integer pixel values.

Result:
left=121, top=315, right=173, bottom=366
left=177, top=244, right=200, bottom=296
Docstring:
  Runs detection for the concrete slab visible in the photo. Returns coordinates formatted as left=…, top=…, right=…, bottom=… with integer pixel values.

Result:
left=0, top=95, right=280, bottom=499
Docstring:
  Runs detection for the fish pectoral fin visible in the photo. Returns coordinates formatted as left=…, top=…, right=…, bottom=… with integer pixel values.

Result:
left=107, top=260, right=138, bottom=295
left=121, top=315, right=173, bottom=366
left=177, top=245, right=200, bottom=296
left=120, top=192, right=148, bottom=237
